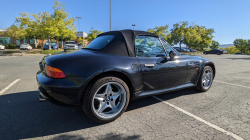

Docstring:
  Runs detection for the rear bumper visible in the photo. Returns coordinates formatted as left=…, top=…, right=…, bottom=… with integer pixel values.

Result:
left=36, top=71, right=89, bottom=105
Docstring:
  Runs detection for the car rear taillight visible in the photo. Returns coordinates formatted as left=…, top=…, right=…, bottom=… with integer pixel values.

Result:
left=45, top=65, right=66, bottom=78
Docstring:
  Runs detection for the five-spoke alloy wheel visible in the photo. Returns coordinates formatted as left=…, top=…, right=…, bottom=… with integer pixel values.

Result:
left=202, top=68, right=212, bottom=90
left=82, top=76, right=130, bottom=123
left=195, top=66, right=214, bottom=92
left=92, top=82, right=127, bottom=119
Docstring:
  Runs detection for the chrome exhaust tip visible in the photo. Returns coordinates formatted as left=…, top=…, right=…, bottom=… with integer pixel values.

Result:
left=38, top=96, right=47, bottom=102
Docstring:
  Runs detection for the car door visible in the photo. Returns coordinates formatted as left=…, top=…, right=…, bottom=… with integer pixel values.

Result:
left=160, top=39, right=188, bottom=87
left=135, top=36, right=188, bottom=92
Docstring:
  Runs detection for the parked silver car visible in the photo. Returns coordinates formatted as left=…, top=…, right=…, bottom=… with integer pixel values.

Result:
left=64, top=41, right=78, bottom=51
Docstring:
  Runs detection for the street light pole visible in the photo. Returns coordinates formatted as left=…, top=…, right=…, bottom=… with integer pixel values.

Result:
left=76, top=17, right=82, bottom=44
left=132, top=24, right=136, bottom=30
left=110, top=0, right=111, bottom=31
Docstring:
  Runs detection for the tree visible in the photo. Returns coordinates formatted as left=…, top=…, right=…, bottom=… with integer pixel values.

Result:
left=170, top=21, right=189, bottom=50
left=210, top=41, right=219, bottom=49
left=85, top=28, right=102, bottom=42
left=183, top=26, right=202, bottom=50
left=184, top=24, right=214, bottom=51
left=233, top=39, right=247, bottom=54
left=15, top=0, right=76, bottom=50
left=15, top=12, right=36, bottom=44
left=4, top=24, right=27, bottom=44
left=246, top=40, right=250, bottom=54
left=52, top=0, right=76, bottom=48
left=147, top=25, right=172, bottom=45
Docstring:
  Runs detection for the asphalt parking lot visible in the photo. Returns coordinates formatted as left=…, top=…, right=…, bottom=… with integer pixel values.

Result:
left=1, top=54, right=250, bottom=140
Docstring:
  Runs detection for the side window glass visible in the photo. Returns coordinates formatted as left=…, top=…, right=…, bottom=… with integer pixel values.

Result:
left=161, top=39, right=176, bottom=56
left=135, top=36, right=166, bottom=57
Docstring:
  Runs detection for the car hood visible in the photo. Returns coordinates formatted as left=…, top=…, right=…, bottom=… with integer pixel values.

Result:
left=64, top=44, right=76, bottom=46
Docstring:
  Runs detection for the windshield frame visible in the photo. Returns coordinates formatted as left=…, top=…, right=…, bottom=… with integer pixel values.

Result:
left=160, top=38, right=181, bottom=56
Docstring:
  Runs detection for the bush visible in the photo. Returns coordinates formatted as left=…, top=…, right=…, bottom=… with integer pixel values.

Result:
left=3, top=51, right=15, bottom=54
left=37, top=46, right=43, bottom=49
left=4, top=44, right=19, bottom=49
left=221, top=46, right=240, bottom=54
left=41, top=50, right=61, bottom=54
left=27, top=51, right=40, bottom=54
left=4, top=44, right=9, bottom=49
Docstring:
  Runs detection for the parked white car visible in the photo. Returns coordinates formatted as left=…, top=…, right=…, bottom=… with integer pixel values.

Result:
left=0, top=43, right=5, bottom=50
left=64, top=41, right=78, bottom=51
left=20, top=43, right=32, bottom=50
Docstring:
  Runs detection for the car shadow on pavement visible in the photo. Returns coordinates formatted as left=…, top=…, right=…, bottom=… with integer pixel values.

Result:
left=0, top=88, right=200, bottom=140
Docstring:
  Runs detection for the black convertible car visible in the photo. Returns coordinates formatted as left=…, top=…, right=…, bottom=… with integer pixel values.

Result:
left=36, top=30, right=215, bottom=123
left=203, top=49, right=224, bottom=55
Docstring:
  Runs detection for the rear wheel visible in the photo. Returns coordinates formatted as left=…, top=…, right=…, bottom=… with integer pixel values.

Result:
left=64, top=49, right=67, bottom=52
left=82, top=76, right=130, bottom=123
left=195, top=66, right=213, bottom=92
left=203, top=52, right=207, bottom=55
left=217, top=53, right=220, bottom=55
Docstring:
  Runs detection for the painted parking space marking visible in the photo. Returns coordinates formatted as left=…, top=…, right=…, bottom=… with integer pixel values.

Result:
left=0, top=79, right=20, bottom=95
left=152, top=96, right=243, bottom=140
left=214, top=80, right=250, bottom=89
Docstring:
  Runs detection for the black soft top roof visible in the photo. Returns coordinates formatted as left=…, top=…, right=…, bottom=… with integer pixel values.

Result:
left=97, top=30, right=158, bottom=57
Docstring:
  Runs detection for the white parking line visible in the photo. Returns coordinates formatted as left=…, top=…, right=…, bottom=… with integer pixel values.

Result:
left=214, top=80, right=250, bottom=89
left=152, top=96, right=243, bottom=140
left=0, top=79, right=20, bottom=95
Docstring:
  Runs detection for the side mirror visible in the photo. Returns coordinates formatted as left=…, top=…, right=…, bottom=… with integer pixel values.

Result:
left=169, top=51, right=176, bottom=58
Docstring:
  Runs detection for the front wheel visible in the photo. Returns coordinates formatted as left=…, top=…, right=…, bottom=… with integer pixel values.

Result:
left=217, top=53, right=221, bottom=55
left=203, top=52, right=207, bottom=55
left=195, top=66, right=213, bottom=92
left=82, top=76, right=130, bottom=123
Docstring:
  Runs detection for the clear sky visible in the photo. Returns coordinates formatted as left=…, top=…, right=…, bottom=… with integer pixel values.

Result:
left=1, top=0, right=250, bottom=44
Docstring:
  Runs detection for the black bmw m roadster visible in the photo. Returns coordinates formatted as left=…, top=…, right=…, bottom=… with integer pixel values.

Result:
left=36, top=30, right=215, bottom=123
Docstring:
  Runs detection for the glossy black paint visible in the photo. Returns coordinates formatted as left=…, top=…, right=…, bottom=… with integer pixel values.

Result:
left=36, top=31, right=215, bottom=106
left=36, top=49, right=215, bottom=105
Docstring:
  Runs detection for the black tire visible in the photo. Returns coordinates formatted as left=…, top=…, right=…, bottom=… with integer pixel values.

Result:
left=82, top=75, right=130, bottom=123
left=217, top=53, right=220, bottom=55
left=64, top=49, right=66, bottom=52
left=203, top=52, right=207, bottom=55
left=194, top=66, right=214, bottom=92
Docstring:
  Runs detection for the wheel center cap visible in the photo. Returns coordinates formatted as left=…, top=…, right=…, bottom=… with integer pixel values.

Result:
left=106, top=97, right=110, bottom=101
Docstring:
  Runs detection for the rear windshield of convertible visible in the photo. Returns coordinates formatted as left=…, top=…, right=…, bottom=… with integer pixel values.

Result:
left=85, top=35, right=114, bottom=50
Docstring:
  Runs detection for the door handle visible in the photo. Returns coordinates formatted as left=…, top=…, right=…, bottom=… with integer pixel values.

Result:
left=145, top=64, right=155, bottom=68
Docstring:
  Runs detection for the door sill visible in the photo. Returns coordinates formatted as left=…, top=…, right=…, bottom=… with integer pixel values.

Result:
left=138, top=83, right=195, bottom=97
